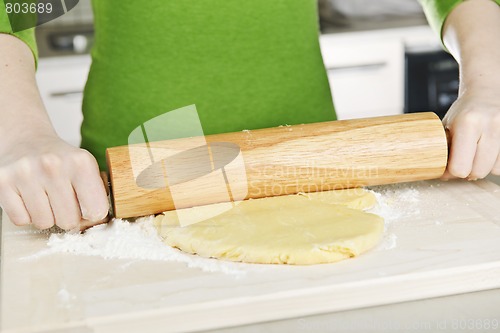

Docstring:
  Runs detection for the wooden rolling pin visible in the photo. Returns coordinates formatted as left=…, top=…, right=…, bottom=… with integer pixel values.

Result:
left=106, top=112, right=448, bottom=218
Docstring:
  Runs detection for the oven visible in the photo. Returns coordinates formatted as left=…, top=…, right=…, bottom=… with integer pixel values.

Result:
left=404, top=49, right=459, bottom=119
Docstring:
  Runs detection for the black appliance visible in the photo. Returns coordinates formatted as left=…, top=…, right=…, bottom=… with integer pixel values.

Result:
left=405, top=49, right=459, bottom=119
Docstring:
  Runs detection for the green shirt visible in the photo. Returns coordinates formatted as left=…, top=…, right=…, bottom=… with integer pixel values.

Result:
left=83, top=0, right=335, bottom=170
left=3, top=0, right=499, bottom=170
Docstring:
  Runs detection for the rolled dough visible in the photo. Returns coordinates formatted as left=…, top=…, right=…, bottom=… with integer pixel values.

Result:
left=154, top=189, right=384, bottom=265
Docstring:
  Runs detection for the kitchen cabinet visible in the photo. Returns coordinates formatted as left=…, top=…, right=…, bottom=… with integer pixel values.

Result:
left=320, top=35, right=404, bottom=119
left=35, top=55, right=91, bottom=147
left=320, top=25, right=442, bottom=120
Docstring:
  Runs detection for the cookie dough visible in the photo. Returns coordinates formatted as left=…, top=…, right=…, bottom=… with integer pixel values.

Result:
left=154, top=189, right=384, bottom=265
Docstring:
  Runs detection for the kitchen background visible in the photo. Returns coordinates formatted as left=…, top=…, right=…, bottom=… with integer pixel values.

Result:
left=33, top=0, right=499, bottom=184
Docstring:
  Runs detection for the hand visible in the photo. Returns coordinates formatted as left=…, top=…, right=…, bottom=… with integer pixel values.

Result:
left=439, top=0, right=500, bottom=180
left=441, top=87, right=500, bottom=180
left=0, top=134, right=109, bottom=230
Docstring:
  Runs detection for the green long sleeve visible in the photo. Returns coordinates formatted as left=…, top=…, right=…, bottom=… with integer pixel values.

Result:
left=420, top=0, right=500, bottom=39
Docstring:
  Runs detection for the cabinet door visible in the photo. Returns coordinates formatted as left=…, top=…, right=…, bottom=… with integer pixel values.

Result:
left=36, top=56, right=91, bottom=147
left=320, top=35, right=404, bottom=120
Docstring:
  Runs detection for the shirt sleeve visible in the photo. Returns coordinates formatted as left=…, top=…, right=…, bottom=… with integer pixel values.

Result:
left=0, top=3, right=38, bottom=67
left=419, top=0, right=500, bottom=40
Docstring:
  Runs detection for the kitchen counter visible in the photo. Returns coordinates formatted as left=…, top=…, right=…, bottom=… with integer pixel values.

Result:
left=2, top=179, right=500, bottom=333
left=217, top=180, right=500, bottom=333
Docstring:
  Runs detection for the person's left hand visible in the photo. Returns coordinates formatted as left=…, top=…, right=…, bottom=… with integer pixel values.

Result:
left=441, top=86, right=500, bottom=180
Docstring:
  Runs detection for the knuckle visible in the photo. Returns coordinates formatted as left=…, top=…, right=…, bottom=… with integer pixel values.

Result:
left=71, top=150, right=96, bottom=169
left=39, top=153, right=63, bottom=175
left=15, top=157, right=35, bottom=178
left=461, top=109, right=480, bottom=120
left=457, top=111, right=482, bottom=129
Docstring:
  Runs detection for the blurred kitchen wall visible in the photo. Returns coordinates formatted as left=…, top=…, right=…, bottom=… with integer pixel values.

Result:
left=327, top=0, right=423, bottom=17
left=319, top=0, right=425, bottom=30
left=45, top=0, right=93, bottom=26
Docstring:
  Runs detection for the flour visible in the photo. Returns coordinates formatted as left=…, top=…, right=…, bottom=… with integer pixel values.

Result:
left=368, top=184, right=421, bottom=224
left=368, top=183, right=421, bottom=251
left=24, top=216, right=247, bottom=276
left=24, top=185, right=420, bottom=268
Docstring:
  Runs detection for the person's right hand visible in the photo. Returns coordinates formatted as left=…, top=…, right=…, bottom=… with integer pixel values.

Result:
left=0, top=133, right=109, bottom=230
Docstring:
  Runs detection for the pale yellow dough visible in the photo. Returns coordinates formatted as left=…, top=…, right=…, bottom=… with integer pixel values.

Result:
left=154, top=189, right=384, bottom=265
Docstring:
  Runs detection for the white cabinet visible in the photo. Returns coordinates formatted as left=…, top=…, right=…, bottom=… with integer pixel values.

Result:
left=36, top=55, right=91, bottom=147
left=320, top=26, right=441, bottom=120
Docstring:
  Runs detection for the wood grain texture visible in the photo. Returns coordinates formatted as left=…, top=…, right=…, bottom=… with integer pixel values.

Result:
left=106, top=112, right=448, bottom=218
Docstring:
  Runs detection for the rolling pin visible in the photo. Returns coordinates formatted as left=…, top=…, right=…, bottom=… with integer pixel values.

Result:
left=105, top=112, right=448, bottom=218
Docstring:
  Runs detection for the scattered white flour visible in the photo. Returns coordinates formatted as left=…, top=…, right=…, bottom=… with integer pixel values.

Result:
left=375, top=232, right=398, bottom=251
left=23, top=216, right=247, bottom=276
left=23, top=185, right=421, bottom=268
left=368, top=185, right=421, bottom=224
left=368, top=184, right=421, bottom=251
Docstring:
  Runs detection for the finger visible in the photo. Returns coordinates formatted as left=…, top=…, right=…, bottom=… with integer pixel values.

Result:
left=0, top=189, right=30, bottom=226
left=79, top=214, right=110, bottom=231
left=469, top=135, right=499, bottom=179
left=71, top=151, right=109, bottom=222
left=440, top=169, right=458, bottom=181
left=45, top=180, right=81, bottom=231
left=39, top=153, right=82, bottom=230
left=17, top=185, right=55, bottom=230
left=447, top=128, right=480, bottom=178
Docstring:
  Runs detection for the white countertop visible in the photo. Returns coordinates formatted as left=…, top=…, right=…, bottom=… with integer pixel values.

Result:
left=1, top=177, right=500, bottom=333
left=217, top=176, right=500, bottom=333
